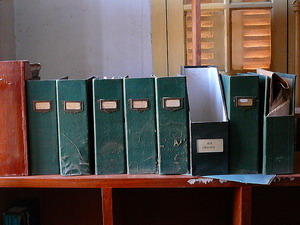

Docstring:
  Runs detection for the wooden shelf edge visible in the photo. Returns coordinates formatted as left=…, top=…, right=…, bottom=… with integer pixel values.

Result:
left=0, top=174, right=298, bottom=188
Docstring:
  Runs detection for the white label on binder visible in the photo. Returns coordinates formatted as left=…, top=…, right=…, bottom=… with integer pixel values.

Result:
left=65, top=102, right=82, bottom=110
left=197, top=139, right=223, bottom=153
left=35, top=101, right=51, bottom=110
left=101, top=100, right=117, bottom=110
left=165, top=99, right=181, bottom=108
left=132, top=100, right=148, bottom=109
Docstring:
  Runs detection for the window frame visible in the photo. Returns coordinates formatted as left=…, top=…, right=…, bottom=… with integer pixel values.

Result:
left=152, top=0, right=293, bottom=76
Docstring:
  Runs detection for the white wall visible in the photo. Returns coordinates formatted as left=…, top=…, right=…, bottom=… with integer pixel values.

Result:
left=0, top=0, right=16, bottom=60
left=14, top=0, right=152, bottom=79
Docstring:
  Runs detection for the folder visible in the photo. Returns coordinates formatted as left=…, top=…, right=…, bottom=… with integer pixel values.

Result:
left=257, top=69, right=296, bottom=174
left=181, top=66, right=229, bottom=176
left=123, top=78, right=157, bottom=174
left=3, top=207, right=28, bottom=225
left=221, top=74, right=260, bottom=174
left=155, top=76, right=190, bottom=175
left=0, top=60, right=34, bottom=176
left=3, top=199, right=40, bottom=225
left=56, top=77, right=94, bottom=176
left=26, top=80, right=59, bottom=175
left=93, top=78, right=126, bottom=174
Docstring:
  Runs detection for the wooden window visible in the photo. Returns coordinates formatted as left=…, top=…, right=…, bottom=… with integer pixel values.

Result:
left=152, top=0, right=292, bottom=76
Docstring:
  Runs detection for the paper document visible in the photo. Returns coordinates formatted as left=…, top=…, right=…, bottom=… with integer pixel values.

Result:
left=257, top=68, right=291, bottom=117
left=204, top=174, right=276, bottom=185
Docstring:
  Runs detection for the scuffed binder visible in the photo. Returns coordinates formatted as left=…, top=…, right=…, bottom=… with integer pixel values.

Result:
left=182, top=66, right=229, bottom=176
left=155, top=76, right=190, bottom=175
left=123, top=78, right=157, bottom=174
left=56, top=77, right=94, bottom=176
left=93, top=78, right=126, bottom=174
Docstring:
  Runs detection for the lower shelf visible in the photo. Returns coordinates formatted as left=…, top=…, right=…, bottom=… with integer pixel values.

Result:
left=1, top=175, right=300, bottom=225
left=0, top=188, right=102, bottom=225
left=113, top=188, right=234, bottom=225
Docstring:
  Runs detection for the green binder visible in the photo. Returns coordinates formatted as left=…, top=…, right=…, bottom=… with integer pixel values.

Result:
left=26, top=80, right=59, bottom=175
left=258, top=70, right=296, bottom=174
left=56, top=77, right=94, bottom=176
left=123, top=78, right=157, bottom=174
left=93, top=78, right=126, bottom=174
left=155, top=76, right=190, bottom=174
left=221, top=74, right=260, bottom=174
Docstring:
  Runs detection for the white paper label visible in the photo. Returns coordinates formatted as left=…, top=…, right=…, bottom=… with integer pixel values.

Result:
left=237, top=98, right=253, bottom=107
left=35, top=101, right=51, bottom=110
left=197, top=139, right=224, bottom=153
left=65, top=102, right=82, bottom=110
left=165, top=99, right=181, bottom=108
left=132, top=100, right=148, bottom=109
left=101, top=100, right=117, bottom=110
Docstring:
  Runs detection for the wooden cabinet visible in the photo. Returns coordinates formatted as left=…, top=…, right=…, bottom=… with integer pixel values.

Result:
left=1, top=175, right=300, bottom=225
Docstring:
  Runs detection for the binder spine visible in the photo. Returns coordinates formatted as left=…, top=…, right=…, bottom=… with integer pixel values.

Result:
left=26, top=80, right=59, bottom=175
left=93, top=78, right=126, bottom=174
left=124, top=78, right=158, bottom=174
left=155, top=77, right=190, bottom=175
left=221, top=75, right=260, bottom=174
left=56, top=79, right=92, bottom=176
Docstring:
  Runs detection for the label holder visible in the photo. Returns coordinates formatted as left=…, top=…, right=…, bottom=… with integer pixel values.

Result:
left=162, top=97, right=183, bottom=111
left=63, top=101, right=84, bottom=114
left=129, top=99, right=150, bottom=112
left=233, top=96, right=258, bottom=109
left=98, top=99, right=119, bottom=113
left=32, top=100, right=53, bottom=113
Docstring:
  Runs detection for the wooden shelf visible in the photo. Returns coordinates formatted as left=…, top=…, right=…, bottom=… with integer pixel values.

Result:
left=0, top=174, right=299, bottom=188
left=1, top=174, right=300, bottom=225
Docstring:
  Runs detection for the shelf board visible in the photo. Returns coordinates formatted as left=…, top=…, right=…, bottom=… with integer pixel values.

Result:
left=0, top=174, right=299, bottom=188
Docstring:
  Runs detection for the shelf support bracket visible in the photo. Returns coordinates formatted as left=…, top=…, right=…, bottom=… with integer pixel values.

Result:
left=233, top=186, right=252, bottom=225
left=102, top=188, right=113, bottom=225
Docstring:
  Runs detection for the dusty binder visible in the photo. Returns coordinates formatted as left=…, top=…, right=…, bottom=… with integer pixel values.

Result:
left=181, top=66, right=229, bottom=176
left=221, top=74, right=260, bottom=174
left=93, top=78, right=126, bottom=174
left=26, top=79, right=59, bottom=175
left=123, top=77, right=157, bottom=174
left=56, top=77, right=94, bottom=176
left=155, top=76, right=190, bottom=175
left=257, top=69, right=296, bottom=174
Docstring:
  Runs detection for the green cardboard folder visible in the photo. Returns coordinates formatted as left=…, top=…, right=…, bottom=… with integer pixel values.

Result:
left=56, top=77, right=94, bottom=176
left=182, top=66, right=229, bottom=176
left=155, top=76, right=190, bottom=175
left=93, top=78, right=126, bottom=174
left=257, top=69, right=296, bottom=174
left=3, top=199, right=40, bottom=225
left=221, top=75, right=260, bottom=174
left=26, top=80, right=59, bottom=175
left=123, top=78, right=157, bottom=174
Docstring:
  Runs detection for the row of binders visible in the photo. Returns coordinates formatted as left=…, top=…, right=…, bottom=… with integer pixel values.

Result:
left=26, top=73, right=190, bottom=175
left=0, top=61, right=296, bottom=176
